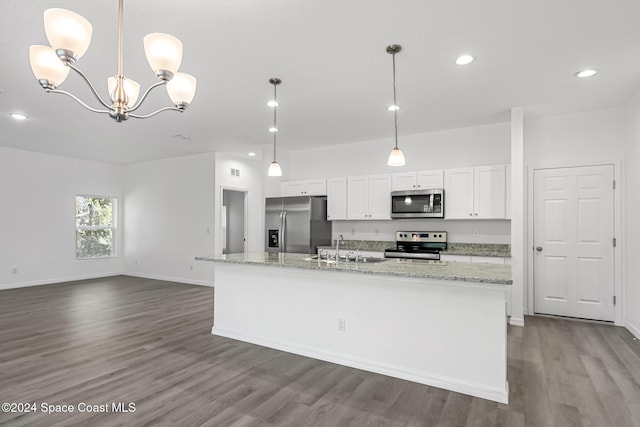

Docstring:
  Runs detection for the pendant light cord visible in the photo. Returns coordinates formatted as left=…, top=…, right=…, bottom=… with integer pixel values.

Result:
left=273, top=82, right=277, bottom=162
left=392, top=51, right=398, bottom=150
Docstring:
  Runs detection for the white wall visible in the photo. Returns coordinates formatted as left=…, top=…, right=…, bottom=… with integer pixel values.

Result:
left=625, top=94, right=640, bottom=338
left=214, top=153, right=265, bottom=257
left=0, top=147, right=124, bottom=289
left=286, top=122, right=512, bottom=245
left=290, top=122, right=511, bottom=179
left=123, top=153, right=215, bottom=285
left=525, top=107, right=627, bottom=166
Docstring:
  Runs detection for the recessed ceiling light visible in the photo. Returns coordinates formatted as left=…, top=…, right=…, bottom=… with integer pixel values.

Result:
left=267, top=100, right=279, bottom=107
left=387, top=105, right=400, bottom=111
left=10, top=113, right=28, bottom=120
left=575, top=69, right=597, bottom=78
left=455, top=54, right=474, bottom=65
left=268, top=127, right=279, bottom=133
left=248, top=152, right=256, bottom=157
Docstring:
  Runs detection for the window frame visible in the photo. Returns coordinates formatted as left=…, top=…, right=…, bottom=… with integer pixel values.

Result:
left=75, top=194, right=117, bottom=260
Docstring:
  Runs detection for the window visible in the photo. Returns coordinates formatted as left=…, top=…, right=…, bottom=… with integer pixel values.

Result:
left=75, top=196, right=116, bottom=259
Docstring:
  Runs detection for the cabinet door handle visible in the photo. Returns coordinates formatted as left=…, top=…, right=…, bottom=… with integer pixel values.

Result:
left=469, top=213, right=473, bottom=216
left=474, top=213, right=478, bottom=216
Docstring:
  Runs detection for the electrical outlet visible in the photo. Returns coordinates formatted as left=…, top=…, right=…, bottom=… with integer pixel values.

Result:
left=337, top=318, right=346, bottom=332
left=473, top=229, right=479, bottom=237
left=11, top=267, right=18, bottom=275
left=189, top=265, right=193, bottom=271
left=134, top=260, right=139, bottom=266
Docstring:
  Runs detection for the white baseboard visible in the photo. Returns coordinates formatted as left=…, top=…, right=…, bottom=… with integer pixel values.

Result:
left=0, top=272, right=122, bottom=291
left=626, top=320, right=640, bottom=339
left=509, top=317, right=525, bottom=327
left=124, top=272, right=213, bottom=287
left=1, top=272, right=213, bottom=291
left=212, top=327, right=509, bottom=404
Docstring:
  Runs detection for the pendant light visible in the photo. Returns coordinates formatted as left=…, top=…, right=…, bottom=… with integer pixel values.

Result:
left=268, top=78, right=283, bottom=177
left=386, top=44, right=406, bottom=166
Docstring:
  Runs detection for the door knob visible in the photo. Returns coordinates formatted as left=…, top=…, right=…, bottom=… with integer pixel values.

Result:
left=536, top=246, right=543, bottom=252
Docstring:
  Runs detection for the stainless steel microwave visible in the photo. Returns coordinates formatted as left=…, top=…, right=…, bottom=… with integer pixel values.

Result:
left=390, top=189, right=444, bottom=218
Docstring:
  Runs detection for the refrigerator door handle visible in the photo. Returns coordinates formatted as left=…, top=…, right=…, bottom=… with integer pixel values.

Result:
left=281, top=211, right=287, bottom=252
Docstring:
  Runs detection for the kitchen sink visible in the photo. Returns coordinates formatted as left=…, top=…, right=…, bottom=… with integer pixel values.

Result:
left=306, top=255, right=386, bottom=263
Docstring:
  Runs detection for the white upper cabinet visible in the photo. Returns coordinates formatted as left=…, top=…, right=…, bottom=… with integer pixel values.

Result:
left=391, top=170, right=444, bottom=191
left=444, top=165, right=506, bottom=219
left=347, top=174, right=391, bottom=220
left=368, top=174, right=392, bottom=219
left=326, top=177, right=347, bottom=221
left=281, top=179, right=327, bottom=196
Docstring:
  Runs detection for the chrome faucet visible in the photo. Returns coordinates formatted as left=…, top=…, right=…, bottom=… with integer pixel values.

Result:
left=335, top=235, right=344, bottom=261
left=355, top=239, right=366, bottom=262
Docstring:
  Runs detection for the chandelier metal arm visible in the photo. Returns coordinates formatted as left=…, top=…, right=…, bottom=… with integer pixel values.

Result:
left=128, top=81, right=166, bottom=112
left=67, top=64, right=112, bottom=109
left=47, top=89, right=111, bottom=114
left=129, top=106, right=182, bottom=119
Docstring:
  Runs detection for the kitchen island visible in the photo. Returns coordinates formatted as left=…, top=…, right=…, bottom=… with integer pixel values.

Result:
left=196, top=253, right=511, bottom=403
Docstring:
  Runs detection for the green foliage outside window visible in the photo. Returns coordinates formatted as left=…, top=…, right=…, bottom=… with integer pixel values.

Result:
left=75, top=196, right=115, bottom=258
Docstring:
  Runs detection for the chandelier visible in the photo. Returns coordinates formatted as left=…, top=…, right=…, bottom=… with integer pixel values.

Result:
left=28, top=0, right=196, bottom=122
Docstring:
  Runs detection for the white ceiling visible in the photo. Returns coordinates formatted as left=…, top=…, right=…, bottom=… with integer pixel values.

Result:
left=2, top=0, right=640, bottom=164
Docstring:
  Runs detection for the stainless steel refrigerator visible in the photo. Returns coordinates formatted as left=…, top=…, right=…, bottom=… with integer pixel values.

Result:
left=265, top=196, right=332, bottom=254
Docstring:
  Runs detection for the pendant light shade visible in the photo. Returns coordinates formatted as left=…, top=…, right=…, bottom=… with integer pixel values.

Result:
left=386, top=44, right=406, bottom=167
left=268, top=161, right=283, bottom=177
left=44, top=8, right=93, bottom=62
left=388, top=147, right=406, bottom=167
left=267, top=78, right=282, bottom=177
left=29, top=45, right=70, bottom=88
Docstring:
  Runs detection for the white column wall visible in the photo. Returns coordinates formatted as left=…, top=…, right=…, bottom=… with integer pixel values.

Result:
left=123, top=153, right=215, bottom=285
left=625, top=93, right=640, bottom=338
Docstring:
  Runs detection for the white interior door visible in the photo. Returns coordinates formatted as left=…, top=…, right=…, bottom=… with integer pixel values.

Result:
left=533, top=165, right=615, bottom=321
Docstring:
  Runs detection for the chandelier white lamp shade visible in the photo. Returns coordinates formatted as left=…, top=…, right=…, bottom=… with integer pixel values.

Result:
left=28, top=45, right=70, bottom=88
left=386, top=44, right=406, bottom=167
left=143, top=33, right=183, bottom=80
left=28, top=0, right=196, bottom=122
left=267, top=78, right=283, bottom=177
left=166, top=73, right=197, bottom=108
left=43, top=8, right=93, bottom=62
left=107, top=76, right=140, bottom=106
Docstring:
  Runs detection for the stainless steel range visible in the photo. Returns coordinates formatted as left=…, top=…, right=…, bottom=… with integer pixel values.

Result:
left=384, top=231, right=447, bottom=260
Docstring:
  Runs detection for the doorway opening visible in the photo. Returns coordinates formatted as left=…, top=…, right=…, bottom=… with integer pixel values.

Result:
left=222, top=189, right=247, bottom=254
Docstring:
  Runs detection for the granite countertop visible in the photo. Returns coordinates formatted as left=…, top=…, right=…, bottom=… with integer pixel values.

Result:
left=318, top=240, right=511, bottom=258
left=442, top=243, right=511, bottom=258
left=196, top=252, right=512, bottom=285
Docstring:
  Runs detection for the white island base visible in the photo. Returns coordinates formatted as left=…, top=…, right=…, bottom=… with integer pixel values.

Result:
left=212, top=262, right=509, bottom=404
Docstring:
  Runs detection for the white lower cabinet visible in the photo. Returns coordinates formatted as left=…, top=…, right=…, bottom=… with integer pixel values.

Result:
left=347, top=175, right=391, bottom=220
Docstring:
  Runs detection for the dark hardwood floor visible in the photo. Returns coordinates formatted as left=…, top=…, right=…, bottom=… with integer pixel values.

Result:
left=0, top=276, right=639, bottom=426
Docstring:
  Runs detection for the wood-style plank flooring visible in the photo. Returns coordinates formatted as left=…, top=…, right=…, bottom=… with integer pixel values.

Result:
left=1, top=276, right=639, bottom=426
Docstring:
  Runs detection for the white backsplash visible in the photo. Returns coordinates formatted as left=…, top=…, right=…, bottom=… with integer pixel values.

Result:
left=331, top=219, right=510, bottom=244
